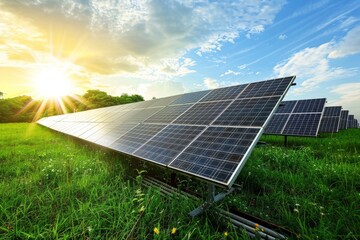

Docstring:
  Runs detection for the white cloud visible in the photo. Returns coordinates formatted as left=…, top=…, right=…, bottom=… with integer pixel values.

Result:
left=204, top=78, right=220, bottom=89
left=274, top=25, right=360, bottom=95
left=238, top=64, right=248, bottom=70
left=278, top=34, right=287, bottom=40
left=339, top=16, right=359, bottom=29
left=328, top=26, right=360, bottom=58
left=330, top=82, right=360, bottom=119
left=0, top=0, right=286, bottom=77
left=221, top=69, right=241, bottom=77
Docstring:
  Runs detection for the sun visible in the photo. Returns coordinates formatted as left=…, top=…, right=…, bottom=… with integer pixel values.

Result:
left=35, top=66, right=74, bottom=99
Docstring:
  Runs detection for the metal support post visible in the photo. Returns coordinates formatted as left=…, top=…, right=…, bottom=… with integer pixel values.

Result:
left=189, top=184, right=234, bottom=217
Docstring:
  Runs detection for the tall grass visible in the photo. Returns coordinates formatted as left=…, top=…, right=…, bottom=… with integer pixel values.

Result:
left=0, top=123, right=359, bottom=239
left=0, top=123, right=239, bottom=239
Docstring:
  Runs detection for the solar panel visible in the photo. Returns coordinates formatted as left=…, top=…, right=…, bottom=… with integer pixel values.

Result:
left=134, top=125, right=205, bottom=165
left=339, top=110, right=349, bottom=129
left=145, top=104, right=193, bottom=123
left=264, top=98, right=326, bottom=137
left=264, top=114, right=289, bottom=134
left=348, top=115, right=355, bottom=128
left=109, top=124, right=167, bottom=154
left=213, top=96, right=281, bottom=126
left=319, top=106, right=342, bottom=133
left=174, top=101, right=232, bottom=125
left=199, top=85, right=246, bottom=102
left=319, top=106, right=342, bottom=132
left=38, top=76, right=295, bottom=187
left=169, top=127, right=260, bottom=183
left=282, top=113, right=322, bottom=136
left=171, top=90, right=210, bottom=105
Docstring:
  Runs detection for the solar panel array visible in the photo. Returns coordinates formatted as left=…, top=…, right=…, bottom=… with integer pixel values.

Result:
left=264, top=98, right=326, bottom=137
left=319, top=106, right=342, bottom=133
left=339, top=110, right=349, bottom=130
left=38, top=76, right=295, bottom=187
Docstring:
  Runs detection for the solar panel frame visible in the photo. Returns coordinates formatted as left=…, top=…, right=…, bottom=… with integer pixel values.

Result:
left=38, top=76, right=296, bottom=187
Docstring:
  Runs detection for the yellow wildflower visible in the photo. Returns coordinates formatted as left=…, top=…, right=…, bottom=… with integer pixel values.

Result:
left=171, top=227, right=177, bottom=234
left=224, top=231, right=229, bottom=237
left=154, top=227, right=160, bottom=235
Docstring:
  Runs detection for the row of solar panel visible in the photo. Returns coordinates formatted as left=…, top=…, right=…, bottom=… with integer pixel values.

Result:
left=38, top=76, right=295, bottom=187
left=264, top=98, right=358, bottom=136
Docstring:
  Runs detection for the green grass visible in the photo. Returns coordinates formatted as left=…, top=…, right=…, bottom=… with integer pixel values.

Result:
left=0, top=123, right=359, bottom=239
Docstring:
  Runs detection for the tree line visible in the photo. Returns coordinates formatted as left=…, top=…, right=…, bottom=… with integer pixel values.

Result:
left=0, top=90, right=144, bottom=123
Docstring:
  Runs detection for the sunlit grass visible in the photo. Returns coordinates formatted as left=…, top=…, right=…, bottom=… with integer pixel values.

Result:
left=0, top=123, right=359, bottom=239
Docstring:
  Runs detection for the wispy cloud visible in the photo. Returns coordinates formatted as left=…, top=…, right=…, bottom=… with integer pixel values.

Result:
left=221, top=70, right=241, bottom=77
left=274, top=25, right=360, bottom=95
left=203, top=78, right=220, bottom=89
left=278, top=34, right=287, bottom=40
left=0, top=0, right=285, bottom=74
left=328, top=26, right=360, bottom=58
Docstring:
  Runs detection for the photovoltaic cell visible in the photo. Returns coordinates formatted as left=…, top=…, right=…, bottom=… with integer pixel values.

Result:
left=171, top=90, right=210, bottom=105
left=276, top=100, right=297, bottom=113
left=339, top=110, right=349, bottom=130
left=38, top=76, right=295, bottom=187
left=293, top=99, right=326, bottom=113
left=147, top=95, right=180, bottom=107
left=213, top=96, right=281, bottom=127
left=174, top=101, right=231, bottom=125
left=319, top=117, right=340, bottom=133
left=319, top=106, right=342, bottom=133
left=94, top=123, right=138, bottom=147
left=109, top=124, right=166, bottom=154
left=264, top=98, right=326, bottom=137
left=169, top=127, right=261, bottom=184
left=282, top=114, right=322, bottom=136
left=237, top=77, right=293, bottom=99
left=348, top=115, right=354, bottom=128
left=134, top=125, right=205, bottom=165
left=145, top=104, right=193, bottom=123
left=200, top=85, right=247, bottom=102
left=265, top=114, right=289, bottom=134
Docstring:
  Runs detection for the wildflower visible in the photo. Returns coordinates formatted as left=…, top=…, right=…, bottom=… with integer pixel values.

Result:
left=320, top=212, right=325, bottom=216
left=254, top=223, right=260, bottom=231
left=87, top=226, right=92, bottom=232
left=224, top=231, right=228, bottom=236
left=154, top=227, right=160, bottom=235
left=171, top=227, right=177, bottom=234
left=293, top=208, right=299, bottom=213
left=295, top=203, right=300, bottom=207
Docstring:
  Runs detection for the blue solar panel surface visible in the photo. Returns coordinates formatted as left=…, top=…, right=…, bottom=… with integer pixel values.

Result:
left=38, top=76, right=295, bottom=187
left=319, top=106, right=342, bottom=133
left=264, top=98, right=326, bottom=136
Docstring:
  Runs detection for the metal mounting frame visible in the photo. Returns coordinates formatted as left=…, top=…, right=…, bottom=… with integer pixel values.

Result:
left=188, top=184, right=234, bottom=217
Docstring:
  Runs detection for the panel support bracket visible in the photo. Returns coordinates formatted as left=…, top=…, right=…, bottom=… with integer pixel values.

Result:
left=189, top=184, right=234, bottom=217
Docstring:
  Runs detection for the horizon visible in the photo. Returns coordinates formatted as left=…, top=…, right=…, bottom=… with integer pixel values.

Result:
left=0, top=0, right=359, bottom=119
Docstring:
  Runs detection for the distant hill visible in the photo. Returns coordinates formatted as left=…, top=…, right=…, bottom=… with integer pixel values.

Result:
left=0, top=90, right=144, bottom=123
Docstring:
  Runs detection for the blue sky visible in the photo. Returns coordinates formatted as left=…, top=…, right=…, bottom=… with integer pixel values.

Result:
left=0, top=0, right=359, bottom=119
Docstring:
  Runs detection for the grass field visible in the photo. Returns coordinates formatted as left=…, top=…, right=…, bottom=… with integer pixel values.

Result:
left=0, top=123, right=359, bottom=239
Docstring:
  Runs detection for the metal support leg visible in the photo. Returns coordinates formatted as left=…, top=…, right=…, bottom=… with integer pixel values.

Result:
left=189, top=184, right=234, bottom=217
left=284, top=135, right=288, bottom=147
